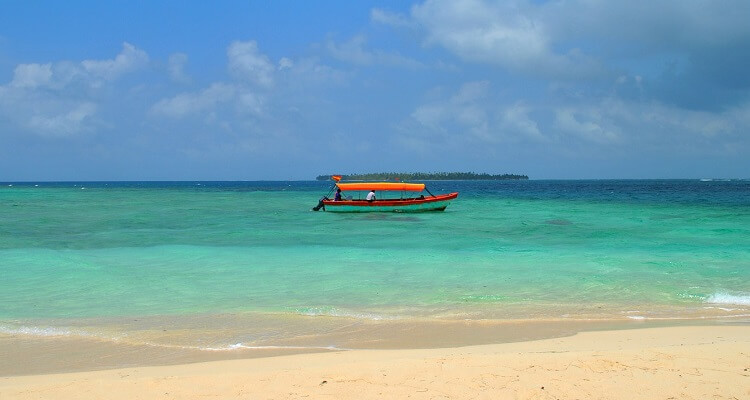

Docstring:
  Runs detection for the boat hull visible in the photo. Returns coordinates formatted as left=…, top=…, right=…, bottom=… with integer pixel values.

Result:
left=322, top=192, right=458, bottom=213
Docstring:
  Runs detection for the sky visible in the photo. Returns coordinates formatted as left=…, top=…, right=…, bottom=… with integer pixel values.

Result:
left=1, top=0, right=749, bottom=180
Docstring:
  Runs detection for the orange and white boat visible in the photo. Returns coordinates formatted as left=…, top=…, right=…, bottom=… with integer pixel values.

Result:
left=313, top=178, right=458, bottom=213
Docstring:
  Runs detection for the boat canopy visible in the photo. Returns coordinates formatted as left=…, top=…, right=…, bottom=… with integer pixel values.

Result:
left=335, top=182, right=425, bottom=192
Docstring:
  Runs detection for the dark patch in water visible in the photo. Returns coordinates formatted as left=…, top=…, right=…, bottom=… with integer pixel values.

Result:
left=545, top=219, right=572, bottom=226
left=360, top=214, right=421, bottom=222
left=390, top=216, right=421, bottom=222
left=650, top=214, right=681, bottom=221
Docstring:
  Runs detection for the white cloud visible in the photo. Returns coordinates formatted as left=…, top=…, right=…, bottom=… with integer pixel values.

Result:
left=10, top=63, right=53, bottom=88
left=410, top=83, right=551, bottom=147
left=500, top=103, right=545, bottom=142
left=544, top=97, right=749, bottom=155
left=370, top=8, right=412, bottom=28
left=6, top=42, right=148, bottom=91
left=26, top=103, right=97, bottom=137
left=227, top=40, right=275, bottom=87
left=168, top=53, right=190, bottom=83
left=278, top=57, right=293, bottom=70
left=0, top=43, right=149, bottom=137
left=410, top=0, right=605, bottom=79
left=81, top=42, right=149, bottom=84
left=150, top=41, right=348, bottom=128
left=410, top=81, right=493, bottom=142
left=402, top=83, right=750, bottom=160
left=400, top=0, right=750, bottom=96
left=411, top=104, right=445, bottom=130
left=603, top=99, right=738, bottom=144
left=543, top=1, right=750, bottom=50
left=327, top=35, right=423, bottom=68
left=554, top=108, right=620, bottom=145
left=236, top=92, right=264, bottom=116
left=152, top=40, right=290, bottom=121
left=276, top=56, right=349, bottom=88
left=8, top=61, right=81, bottom=91
left=0, top=82, right=99, bottom=137
left=452, top=80, right=489, bottom=104
left=151, top=83, right=236, bottom=118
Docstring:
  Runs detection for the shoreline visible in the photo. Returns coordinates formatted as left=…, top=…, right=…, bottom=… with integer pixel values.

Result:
left=2, top=324, right=748, bottom=399
left=2, top=315, right=747, bottom=377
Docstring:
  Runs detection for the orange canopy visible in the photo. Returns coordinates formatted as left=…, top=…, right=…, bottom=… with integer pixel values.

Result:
left=336, top=182, right=425, bottom=192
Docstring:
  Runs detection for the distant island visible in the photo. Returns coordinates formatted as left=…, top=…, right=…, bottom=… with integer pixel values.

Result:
left=315, top=172, right=529, bottom=181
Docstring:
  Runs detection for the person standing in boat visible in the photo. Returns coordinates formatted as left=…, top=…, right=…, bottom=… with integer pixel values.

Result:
left=366, top=189, right=376, bottom=202
left=334, top=188, right=343, bottom=201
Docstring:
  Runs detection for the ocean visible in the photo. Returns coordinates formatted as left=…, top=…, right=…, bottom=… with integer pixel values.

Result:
left=1, top=180, right=749, bottom=371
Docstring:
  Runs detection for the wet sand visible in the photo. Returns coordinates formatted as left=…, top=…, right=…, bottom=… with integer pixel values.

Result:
left=2, top=324, right=749, bottom=399
left=0, top=316, right=701, bottom=376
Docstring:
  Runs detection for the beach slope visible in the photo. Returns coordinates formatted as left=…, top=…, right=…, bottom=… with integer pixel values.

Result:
left=2, top=325, right=748, bottom=399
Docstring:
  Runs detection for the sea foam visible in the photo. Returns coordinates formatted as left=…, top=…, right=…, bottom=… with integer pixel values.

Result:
left=195, top=343, right=344, bottom=352
left=0, top=325, right=89, bottom=338
left=704, top=292, right=750, bottom=306
left=0, top=324, right=344, bottom=352
left=293, top=306, right=398, bottom=321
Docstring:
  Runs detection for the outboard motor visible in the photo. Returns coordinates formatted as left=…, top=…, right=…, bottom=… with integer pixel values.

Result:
left=312, top=197, right=327, bottom=211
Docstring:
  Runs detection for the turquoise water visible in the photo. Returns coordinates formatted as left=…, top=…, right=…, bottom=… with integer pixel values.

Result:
left=1, top=180, right=749, bottom=348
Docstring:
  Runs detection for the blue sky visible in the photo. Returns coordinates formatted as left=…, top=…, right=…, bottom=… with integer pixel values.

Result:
left=1, top=0, right=748, bottom=180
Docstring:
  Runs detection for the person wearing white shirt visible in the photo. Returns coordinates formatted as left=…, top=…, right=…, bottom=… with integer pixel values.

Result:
left=366, top=190, right=376, bottom=202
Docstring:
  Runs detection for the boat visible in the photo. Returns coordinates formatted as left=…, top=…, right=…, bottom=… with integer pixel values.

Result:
left=312, top=178, right=458, bottom=213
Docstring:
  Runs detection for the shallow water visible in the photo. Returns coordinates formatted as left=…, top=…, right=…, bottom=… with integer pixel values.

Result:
left=1, top=180, right=749, bottom=357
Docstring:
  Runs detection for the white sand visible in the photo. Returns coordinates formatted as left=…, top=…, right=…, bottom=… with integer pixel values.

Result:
left=2, top=325, right=749, bottom=399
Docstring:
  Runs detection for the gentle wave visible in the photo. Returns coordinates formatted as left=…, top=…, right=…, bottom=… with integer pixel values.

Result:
left=704, top=292, right=750, bottom=306
left=625, top=313, right=750, bottom=321
left=0, top=325, right=96, bottom=338
left=196, top=343, right=346, bottom=352
left=459, top=294, right=508, bottom=302
left=0, top=324, right=346, bottom=352
left=292, top=306, right=400, bottom=321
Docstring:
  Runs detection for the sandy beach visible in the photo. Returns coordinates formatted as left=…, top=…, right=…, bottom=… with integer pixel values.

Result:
left=2, top=324, right=748, bottom=399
